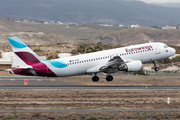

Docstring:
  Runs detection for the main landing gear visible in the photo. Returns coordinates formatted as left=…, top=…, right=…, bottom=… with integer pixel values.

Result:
left=92, top=74, right=113, bottom=82
left=153, top=61, right=159, bottom=71
left=106, top=75, right=113, bottom=81
left=92, top=75, right=99, bottom=82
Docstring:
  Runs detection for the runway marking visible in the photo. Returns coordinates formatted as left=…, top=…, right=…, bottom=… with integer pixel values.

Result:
left=51, top=79, right=56, bottom=81
left=37, top=79, right=42, bottom=81
left=10, top=79, right=15, bottom=81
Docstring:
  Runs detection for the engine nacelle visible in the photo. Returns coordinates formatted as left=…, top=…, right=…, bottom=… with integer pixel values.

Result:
left=118, top=60, right=142, bottom=72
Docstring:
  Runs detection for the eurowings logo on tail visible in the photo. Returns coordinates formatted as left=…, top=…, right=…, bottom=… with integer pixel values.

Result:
left=7, top=37, right=58, bottom=77
left=8, top=37, right=42, bottom=66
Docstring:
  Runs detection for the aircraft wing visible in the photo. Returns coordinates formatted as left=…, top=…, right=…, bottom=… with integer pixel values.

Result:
left=86, top=56, right=126, bottom=73
left=100, top=56, right=124, bottom=71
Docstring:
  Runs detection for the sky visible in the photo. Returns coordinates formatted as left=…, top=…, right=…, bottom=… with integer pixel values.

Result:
left=137, top=0, right=180, bottom=4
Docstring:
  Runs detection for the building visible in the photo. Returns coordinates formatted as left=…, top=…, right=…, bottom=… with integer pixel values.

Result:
left=161, top=25, right=176, bottom=29
left=58, top=53, right=72, bottom=58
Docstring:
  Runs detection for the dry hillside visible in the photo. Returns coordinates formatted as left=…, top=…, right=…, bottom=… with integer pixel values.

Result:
left=97, top=27, right=180, bottom=46
left=1, top=18, right=180, bottom=47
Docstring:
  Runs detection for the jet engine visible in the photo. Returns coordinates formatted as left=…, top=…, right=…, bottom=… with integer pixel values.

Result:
left=118, top=60, right=142, bottom=72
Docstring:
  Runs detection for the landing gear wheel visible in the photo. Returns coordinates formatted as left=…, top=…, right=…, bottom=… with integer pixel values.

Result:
left=153, top=61, right=159, bottom=72
left=155, top=67, right=159, bottom=71
left=92, top=76, right=99, bottom=82
left=106, top=75, right=113, bottom=82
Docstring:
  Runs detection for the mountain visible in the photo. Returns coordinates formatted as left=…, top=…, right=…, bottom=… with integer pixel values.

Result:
left=0, top=0, right=180, bottom=26
left=96, top=27, right=180, bottom=46
left=153, top=3, right=180, bottom=8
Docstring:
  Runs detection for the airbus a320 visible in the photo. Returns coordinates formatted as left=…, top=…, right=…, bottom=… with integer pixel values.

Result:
left=7, top=37, right=176, bottom=82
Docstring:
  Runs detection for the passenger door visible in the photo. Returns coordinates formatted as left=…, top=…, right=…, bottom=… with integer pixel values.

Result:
left=154, top=44, right=160, bottom=54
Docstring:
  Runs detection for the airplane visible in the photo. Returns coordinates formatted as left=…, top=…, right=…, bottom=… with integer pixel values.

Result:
left=7, top=37, right=175, bottom=82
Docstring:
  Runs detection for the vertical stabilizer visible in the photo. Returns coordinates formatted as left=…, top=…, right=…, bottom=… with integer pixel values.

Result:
left=8, top=37, right=43, bottom=66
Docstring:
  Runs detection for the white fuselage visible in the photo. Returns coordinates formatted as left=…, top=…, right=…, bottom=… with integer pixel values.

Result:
left=42, top=42, right=175, bottom=77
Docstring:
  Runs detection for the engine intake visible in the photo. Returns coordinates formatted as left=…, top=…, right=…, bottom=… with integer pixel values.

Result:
left=118, top=60, right=142, bottom=72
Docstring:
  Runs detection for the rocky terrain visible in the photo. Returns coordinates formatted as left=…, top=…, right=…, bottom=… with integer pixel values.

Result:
left=0, top=89, right=180, bottom=119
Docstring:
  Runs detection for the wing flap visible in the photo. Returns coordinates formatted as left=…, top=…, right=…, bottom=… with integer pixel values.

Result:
left=100, top=56, right=124, bottom=71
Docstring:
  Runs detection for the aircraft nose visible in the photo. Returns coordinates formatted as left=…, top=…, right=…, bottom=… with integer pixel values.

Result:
left=171, top=48, right=176, bottom=55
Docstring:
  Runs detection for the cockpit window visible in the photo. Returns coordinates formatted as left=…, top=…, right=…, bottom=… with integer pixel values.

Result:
left=164, top=45, right=169, bottom=48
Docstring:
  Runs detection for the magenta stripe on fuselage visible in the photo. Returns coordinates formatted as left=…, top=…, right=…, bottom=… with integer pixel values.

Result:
left=14, top=52, right=57, bottom=77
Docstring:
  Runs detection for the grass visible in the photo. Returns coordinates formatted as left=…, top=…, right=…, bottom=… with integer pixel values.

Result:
left=6, top=114, right=13, bottom=119
left=55, top=114, right=68, bottom=120
left=13, top=109, right=18, bottom=118
left=87, top=116, right=98, bottom=120
left=136, top=111, right=151, bottom=120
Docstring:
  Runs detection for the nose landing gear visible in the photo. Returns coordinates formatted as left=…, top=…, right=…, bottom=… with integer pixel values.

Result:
left=153, top=61, right=159, bottom=71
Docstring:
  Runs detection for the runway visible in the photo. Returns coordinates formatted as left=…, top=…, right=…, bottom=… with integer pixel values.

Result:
left=0, top=75, right=180, bottom=89
left=0, top=75, right=80, bottom=85
left=0, top=85, right=180, bottom=89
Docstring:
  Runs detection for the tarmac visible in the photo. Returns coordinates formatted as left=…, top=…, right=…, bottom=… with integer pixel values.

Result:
left=0, top=75, right=80, bottom=86
left=0, top=75, right=180, bottom=89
